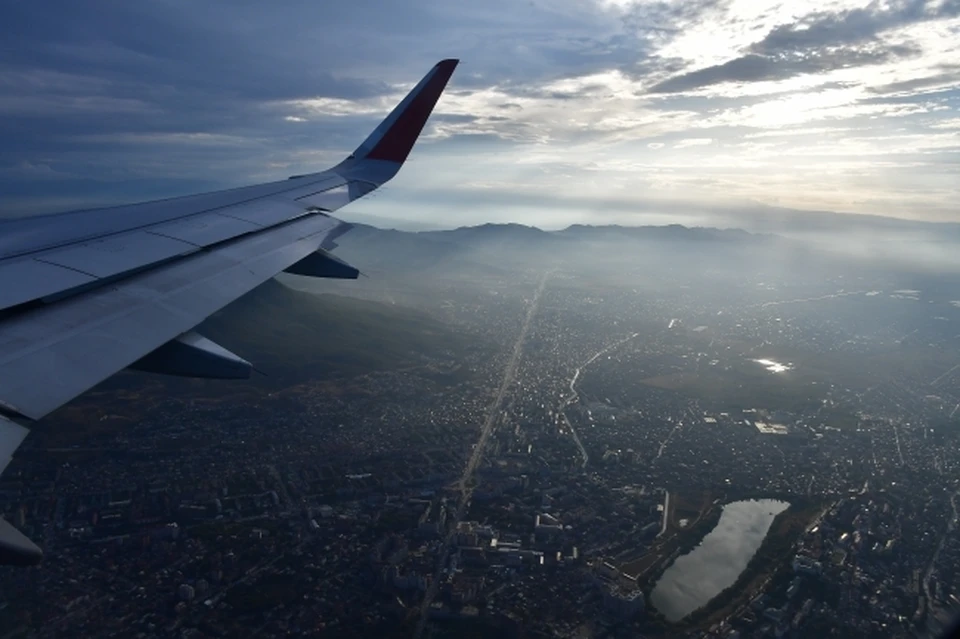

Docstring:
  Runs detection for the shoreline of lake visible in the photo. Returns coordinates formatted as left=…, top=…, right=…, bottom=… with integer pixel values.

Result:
left=649, top=498, right=790, bottom=622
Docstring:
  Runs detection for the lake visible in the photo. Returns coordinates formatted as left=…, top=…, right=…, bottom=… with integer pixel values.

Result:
left=649, top=499, right=790, bottom=621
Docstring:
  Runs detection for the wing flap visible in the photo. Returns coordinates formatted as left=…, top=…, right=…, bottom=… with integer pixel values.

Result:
left=146, top=212, right=262, bottom=246
left=38, top=231, right=198, bottom=279
left=296, top=181, right=380, bottom=211
left=0, top=258, right=98, bottom=309
left=212, top=197, right=311, bottom=227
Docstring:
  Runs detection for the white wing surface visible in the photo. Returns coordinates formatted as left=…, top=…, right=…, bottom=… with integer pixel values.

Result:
left=0, top=59, right=459, bottom=564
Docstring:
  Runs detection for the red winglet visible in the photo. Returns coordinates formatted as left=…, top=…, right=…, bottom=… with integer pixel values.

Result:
left=355, top=59, right=459, bottom=165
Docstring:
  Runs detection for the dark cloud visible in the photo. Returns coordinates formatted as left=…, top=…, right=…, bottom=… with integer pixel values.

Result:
left=619, top=0, right=727, bottom=42
left=0, top=0, right=650, bottom=215
left=752, top=0, right=959, bottom=57
left=0, top=0, right=424, bottom=206
left=0, top=2, right=394, bottom=103
left=1, top=0, right=956, bottom=220
left=616, top=0, right=729, bottom=85
left=648, top=46, right=910, bottom=94
left=647, top=0, right=954, bottom=94
left=649, top=55, right=779, bottom=93
left=868, top=65, right=960, bottom=95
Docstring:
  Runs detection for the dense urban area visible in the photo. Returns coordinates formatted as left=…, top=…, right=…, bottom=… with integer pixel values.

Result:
left=2, top=223, right=960, bottom=638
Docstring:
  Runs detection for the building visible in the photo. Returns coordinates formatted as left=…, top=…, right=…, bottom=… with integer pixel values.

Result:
left=792, top=555, right=822, bottom=575
left=535, top=513, right=563, bottom=538
left=604, top=585, right=644, bottom=619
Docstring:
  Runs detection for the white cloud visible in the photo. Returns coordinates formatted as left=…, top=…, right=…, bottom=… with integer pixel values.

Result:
left=673, top=137, right=713, bottom=148
left=4, top=0, right=957, bottom=224
left=258, top=0, right=957, bottom=226
left=288, top=96, right=394, bottom=117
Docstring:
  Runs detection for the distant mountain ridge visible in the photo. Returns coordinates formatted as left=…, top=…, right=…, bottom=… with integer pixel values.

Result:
left=329, top=221, right=776, bottom=277
left=420, top=221, right=765, bottom=243
left=347, top=197, right=960, bottom=239
left=556, top=223, right=763, bottom=242
left=329, top=215, right=960, bottom=280
left=343, top=220, right=768, bottom=253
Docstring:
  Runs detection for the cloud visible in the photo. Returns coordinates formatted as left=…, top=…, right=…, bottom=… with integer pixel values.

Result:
left=868, top=64, right=960, bottom=95
left=752, top=0, right=960, bottom=56
left=646, top=0, right=958, bottom=94
left=648, top=46, right=913, bottom=94
left=0, top=0, right=956, bottom=223
left=674, top=138, right=713, bottom=148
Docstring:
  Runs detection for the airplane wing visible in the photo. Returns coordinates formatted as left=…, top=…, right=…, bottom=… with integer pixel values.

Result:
left=0, top=59, right=459, bottom=565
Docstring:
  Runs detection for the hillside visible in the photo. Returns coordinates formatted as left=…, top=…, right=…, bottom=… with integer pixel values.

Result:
left=198, top=279, right=463, bottom=382
left=34, top=280, right=469, bottom=439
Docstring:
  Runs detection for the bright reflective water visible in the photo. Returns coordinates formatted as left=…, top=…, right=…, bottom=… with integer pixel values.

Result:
left=650, top=499, right=790, bottom=621
left=752, top=358, right=793, bottom=373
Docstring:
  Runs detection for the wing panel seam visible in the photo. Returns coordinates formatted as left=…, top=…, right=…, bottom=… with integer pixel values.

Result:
left=32, top=257, right=98, bottom=279
left=0, top=175, right=341, bottom=262
left=144, top=229, right=202, bottom=247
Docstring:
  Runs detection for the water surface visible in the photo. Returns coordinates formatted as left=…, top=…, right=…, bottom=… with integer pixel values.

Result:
left=752, top=358, right=793, bottom=373
left=650, top=499, right=789, bottom=621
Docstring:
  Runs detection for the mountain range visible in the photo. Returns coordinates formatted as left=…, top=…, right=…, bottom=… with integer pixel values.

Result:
left=35, top=217, right=960, bottom=442
left=344, top=201, right=960, bottom=239
left=328, top=221, right=772, bottom=276
left=327, top=218, right=960, bottom=280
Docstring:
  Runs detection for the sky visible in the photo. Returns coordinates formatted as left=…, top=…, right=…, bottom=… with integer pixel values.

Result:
left=0, top=0, right=958, bottom=229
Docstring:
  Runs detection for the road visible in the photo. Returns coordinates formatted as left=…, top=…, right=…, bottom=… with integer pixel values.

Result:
left=892, top=422, right=905, bottom=466
left=657, top=491, right=671, bottom=537
left=655, top=421, right=682, bottom=461
left=559, top=332, right=639, bottom=468
left=413, top=272, right=548, bottom=637
left=752, top=289, right=868, bottom=309
left=932, top=363, right=960, bottom=386
left=267, top=464, right=293, bottom=510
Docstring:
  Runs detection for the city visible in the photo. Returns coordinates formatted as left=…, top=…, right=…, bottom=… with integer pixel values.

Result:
left=2, top=223, right=960, bottom=638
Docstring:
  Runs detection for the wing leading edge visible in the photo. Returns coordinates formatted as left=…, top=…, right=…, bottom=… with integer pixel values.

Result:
left=0, top=59, right=459, bottom=565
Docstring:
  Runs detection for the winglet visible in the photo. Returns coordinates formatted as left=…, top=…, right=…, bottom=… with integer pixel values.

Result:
left=352, top=59, right=459, bottom=165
